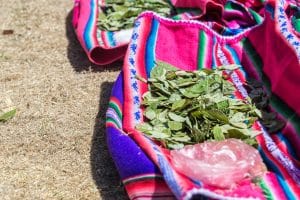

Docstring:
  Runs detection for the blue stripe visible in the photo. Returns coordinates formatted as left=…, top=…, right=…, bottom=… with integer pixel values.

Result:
left=107, top=31, right=116, bottom=47
left=276, top=133, right=299, bottom=161
left=211, top=36, right=217, bottom=69
left=258, top=146, right=293, bottom=199
left=276, top=175, right=296, bottom=200
left=152, top=144, right=183, bottom=198
left=145, top=19, right=159, bottom=78
left=265, top=3, right=275, bottom=19
left=225, top=44, right=247, bottom=78
left=83, top=0, right=96, bottom=50
left=259, top=146, right=284, bottom=177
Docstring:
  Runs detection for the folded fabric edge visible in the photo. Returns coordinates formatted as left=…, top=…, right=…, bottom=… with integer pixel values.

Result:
left=89, top=45, right=128, bottom=65
left=72, top=0, right=129, bottom=65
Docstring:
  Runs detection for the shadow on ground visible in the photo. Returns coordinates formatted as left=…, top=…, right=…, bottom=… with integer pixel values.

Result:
left=90, top=82, right=128, bottom=199
left=65, top=11, right=122, bottom=72
left=65, top=11, right=128, bottom=199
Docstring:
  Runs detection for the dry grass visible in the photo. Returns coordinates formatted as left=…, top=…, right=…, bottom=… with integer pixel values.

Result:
left=0, top=0, right=127, bottom=199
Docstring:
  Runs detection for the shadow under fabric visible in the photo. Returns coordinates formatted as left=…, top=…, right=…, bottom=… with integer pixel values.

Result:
left=106, top=1, right=300, bottom=200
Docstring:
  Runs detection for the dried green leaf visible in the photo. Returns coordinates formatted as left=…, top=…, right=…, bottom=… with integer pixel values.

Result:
left=147, top=130, right=170, bottom=139
left=136, top=123, right=153, bottom=132
left=157, top=109, right=168, bottom=122
left=230, top=122, right=248, bottom=129
left=168, top=112, right=186, bottom=122
left=168, top=121, right=183, bottom=131
left=135, top=74, right=147, bottom=83
left=0, top=108, right=16, bottom=122
left=167, top=142, right=184, bottom=150
left=145, top=108, right=156, bottom=120
left=212, top=125, right=225, bottom=141
left=204, top=110, right=228, bottom=123
left=169, top=93, right=181, bottom=102
left=171, top=99, right=186, bottom=111
left=171, top=132, right=191, bottom=142
left=179, top=89, right=200, bottom=98
left=218, top=64, right=240, bottom=71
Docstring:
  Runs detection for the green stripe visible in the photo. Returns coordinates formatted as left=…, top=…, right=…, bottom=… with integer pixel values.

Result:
left=224, top=1, right=244, bottom=11
left=108, top=101, right=122, bottom=120
left=258, top=179, right=274, bottom=200
left=197, top=31, right=206, bottom=69
left=249, top=9, right=263, bottom=24
left=106, top=117, right=121, bottom=129
left=292, top=16, right=300, bottom=33
left=241, top=38, right=300, bottom=133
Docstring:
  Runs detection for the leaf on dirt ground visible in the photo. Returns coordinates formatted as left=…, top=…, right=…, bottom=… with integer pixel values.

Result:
left=0, top=108, right=16, bottom=122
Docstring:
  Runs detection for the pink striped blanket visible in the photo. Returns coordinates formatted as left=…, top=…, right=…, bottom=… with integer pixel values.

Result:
left=84, top=0, right=300, bottom=199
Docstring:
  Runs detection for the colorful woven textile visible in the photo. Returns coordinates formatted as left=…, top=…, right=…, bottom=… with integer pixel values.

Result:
left=72, top=0, right=129, bottom=65
left=105, top=0, right=300, bottom=199
left=72, top=0, right=202, bottom=65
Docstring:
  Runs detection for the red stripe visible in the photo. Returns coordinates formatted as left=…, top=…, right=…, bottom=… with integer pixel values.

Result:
left=214, top=42, right=222, bottom=67
left=101, top=31, right=109, bottom=48
left=123, top=47, right=135, bottom=132
left=205, top=36, right=213, bottom=68
left=109, top=96, right=122, bottom=110
left=106, top=121, right=119, bottom=129
left=124, top=173, right=174, bottom=199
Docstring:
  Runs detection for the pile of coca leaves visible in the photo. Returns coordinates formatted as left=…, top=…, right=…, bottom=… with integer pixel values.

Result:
left=98, top=0, right=171, bottom=31
left=136, top=61, right=284, bottom=149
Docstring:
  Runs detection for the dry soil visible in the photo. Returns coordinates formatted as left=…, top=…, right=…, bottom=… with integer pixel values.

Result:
left=0, top=0, right=128, bottom=199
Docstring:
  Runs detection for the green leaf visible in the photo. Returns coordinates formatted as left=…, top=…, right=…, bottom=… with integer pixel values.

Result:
left=0, top=109, right=16, bottom=122
left=243, top=138, right=258, bottom=148
left=147, top=130, right=170, bottom=139
left=171, top=132, right=191, bottom=142
left=136, top=123, right=153, bottom=132
left=168, top=121, right=183, bottom=131
left=188, top=81, right=207, bottom=94
left=168, top=112, right=186, bottom=122
left=230, top=112, right=245, bottom=123
left=218, top=64, right=240, bottom=71
left=226, top=128, right=249, bottom=139
left=204, top=110, right=229, bottom=123
left=167, top=142, right=184, bottom=150
left=135, top=74, right=147, bottom=83
left=171, top=99, right=186, bottom=111
left=230, top=122, right=248, bottom=129
left=179, top=89, right=200, bottom=98
left=156, top=110, right=166, bottom=123
left=185, top=117, right=192, bottom=129
left=216, top=99, right=229, bottom=109
left=212, top=125, right=225, bottom=141
left=144, top=108, right=156, bottom=120
left=191, top=126, right=206, bottom=143
left=150, top=66, right=166, bottom=79
left=169, top=93, right=181, bottom=102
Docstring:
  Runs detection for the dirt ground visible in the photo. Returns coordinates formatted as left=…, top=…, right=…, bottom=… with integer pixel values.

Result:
left=0, top=0, right=128, bottom=199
